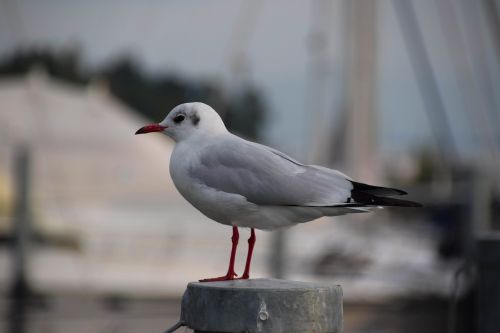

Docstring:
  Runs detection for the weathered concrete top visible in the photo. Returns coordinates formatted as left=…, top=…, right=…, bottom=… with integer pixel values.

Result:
left=181, top=278, right=343, bottom=333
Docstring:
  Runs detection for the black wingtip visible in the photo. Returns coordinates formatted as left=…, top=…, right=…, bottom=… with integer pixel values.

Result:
left=350, top=181, right=408, bottom=196
left=358, top=194, right=423, bottom=207
left=350, top=184, right=422, bottom=208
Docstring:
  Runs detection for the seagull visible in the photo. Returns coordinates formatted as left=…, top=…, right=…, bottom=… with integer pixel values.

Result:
left=135, top=102, right=421, bottom=282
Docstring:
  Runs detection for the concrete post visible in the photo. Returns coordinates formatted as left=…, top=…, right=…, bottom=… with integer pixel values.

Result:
left=180, top=278, right=343, bottom=333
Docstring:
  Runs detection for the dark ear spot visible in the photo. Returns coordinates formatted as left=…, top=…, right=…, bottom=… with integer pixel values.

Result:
left=191, top=113, right=200, bottom=126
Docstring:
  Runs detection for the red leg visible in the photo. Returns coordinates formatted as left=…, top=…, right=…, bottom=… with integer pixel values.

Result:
left=237, top=228, right=256, bottom=280
left=199, top=226, right=239, bottom=282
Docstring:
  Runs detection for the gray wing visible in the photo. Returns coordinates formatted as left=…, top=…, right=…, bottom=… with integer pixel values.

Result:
left=189, top=136, right=353, bottom=206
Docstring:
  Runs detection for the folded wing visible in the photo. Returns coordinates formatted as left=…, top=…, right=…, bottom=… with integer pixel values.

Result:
left=189, top=136, right=352, bottom=206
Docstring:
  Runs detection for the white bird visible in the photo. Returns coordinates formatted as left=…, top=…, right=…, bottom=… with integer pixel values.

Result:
left=135, top=102, right=421, bottom=282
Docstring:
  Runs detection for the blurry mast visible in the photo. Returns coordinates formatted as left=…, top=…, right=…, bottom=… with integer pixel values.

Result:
left=305, top=0, right=334, bottom=165
left=306, top=0, right=380, bottom=183
left=435, top=0, right=498, bottom=163
left=342, top=0, right=380, bottom=183
left=227, top=0, right=262, bottom=97
left=393, top=0, right=458, bottom=162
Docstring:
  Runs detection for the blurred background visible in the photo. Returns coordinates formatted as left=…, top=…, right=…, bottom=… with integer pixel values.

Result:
left=0, top=0, right=499, bottom=332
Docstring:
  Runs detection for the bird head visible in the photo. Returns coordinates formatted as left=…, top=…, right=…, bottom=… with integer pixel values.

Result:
left=135, top=102, right=227, bottom=142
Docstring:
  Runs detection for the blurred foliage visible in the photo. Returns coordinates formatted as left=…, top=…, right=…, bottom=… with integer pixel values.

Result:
left=0, top=47, right=266, bottom=139
left=0, top=47, right=87, bottom=85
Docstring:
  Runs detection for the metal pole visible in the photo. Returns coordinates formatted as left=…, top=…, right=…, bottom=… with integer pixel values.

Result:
left=476, top=236, right=500, bottom=333
left=8, top=146, right=32, bottom=333
left=269, top=229, right=286, bottom=279
left=470, top=169, right=500, bottom=333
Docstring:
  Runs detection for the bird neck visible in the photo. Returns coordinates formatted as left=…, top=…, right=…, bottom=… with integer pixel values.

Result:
left=177, top=126, right=228, bottom=144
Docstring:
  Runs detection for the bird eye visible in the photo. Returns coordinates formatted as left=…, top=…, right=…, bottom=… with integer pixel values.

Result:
left=173, top=114, right=185, bottom=124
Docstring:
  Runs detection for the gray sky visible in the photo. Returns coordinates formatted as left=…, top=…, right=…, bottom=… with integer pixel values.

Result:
left=1, top=0, right=498, bottom=160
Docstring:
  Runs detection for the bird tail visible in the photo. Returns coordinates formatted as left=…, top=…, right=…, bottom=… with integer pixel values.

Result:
left=348, top=181, right=422, bottom=208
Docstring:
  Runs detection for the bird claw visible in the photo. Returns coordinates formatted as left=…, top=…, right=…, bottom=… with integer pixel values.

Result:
left=199, top=272, right=238, bottom=282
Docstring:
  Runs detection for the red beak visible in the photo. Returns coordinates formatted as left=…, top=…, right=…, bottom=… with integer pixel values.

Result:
left=135, top=124, right=167, bottom=135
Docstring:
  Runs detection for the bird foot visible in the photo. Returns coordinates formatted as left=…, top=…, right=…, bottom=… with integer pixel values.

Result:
left=199, top=272, right=238, bottom=282
left=234, top=273, right=250, bottom=280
